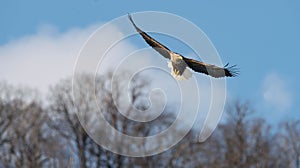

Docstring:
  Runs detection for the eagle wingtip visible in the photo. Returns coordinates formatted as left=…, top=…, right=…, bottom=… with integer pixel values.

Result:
left=127, top=13, right=140, bottom=31
left=225, top=64, right=239, bottom=77
left=127, top=13, right=133, bottom=21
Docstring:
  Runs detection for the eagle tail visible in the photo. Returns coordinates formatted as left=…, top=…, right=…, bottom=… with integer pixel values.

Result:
left=168, top=62, right=192, bottom=80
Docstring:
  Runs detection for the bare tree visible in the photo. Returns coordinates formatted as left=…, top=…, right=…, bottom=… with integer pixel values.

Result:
left=202, top=101, right=282, bottom=168
left=0, top=82, right=58, bottom=168
left=155, top=100, right=281, bottom=168
left=47, top=76, right=93, bottom=168
left=47, top=72, right=177, bottom=168
left=276, top=120, right=300, bottom=167
left=2, top=77, right=300, bottom=168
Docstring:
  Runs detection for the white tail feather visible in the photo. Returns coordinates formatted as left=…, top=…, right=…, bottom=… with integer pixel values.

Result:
left=168, top=62, right=192, bottom=80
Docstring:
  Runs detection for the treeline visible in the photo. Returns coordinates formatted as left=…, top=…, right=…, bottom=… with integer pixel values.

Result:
left=0, top=73, right=299, bottom=168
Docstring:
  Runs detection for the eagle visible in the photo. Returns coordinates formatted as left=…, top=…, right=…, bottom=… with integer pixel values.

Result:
left=128, top=14, right=238, bottom=80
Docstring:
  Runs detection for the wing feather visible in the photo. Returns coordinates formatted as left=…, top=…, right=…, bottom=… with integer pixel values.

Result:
left=128, top=14, right=171, bottom=59
left=183, top=57, right=239, bottom=78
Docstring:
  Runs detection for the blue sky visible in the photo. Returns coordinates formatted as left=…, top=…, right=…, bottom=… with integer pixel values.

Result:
left=1, top=0, right=299, bottom=123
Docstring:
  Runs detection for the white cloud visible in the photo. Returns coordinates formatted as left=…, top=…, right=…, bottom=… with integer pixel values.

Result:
left=263, top=73, right=292, bottom=111
left=0, top=23, right=136, bottom=93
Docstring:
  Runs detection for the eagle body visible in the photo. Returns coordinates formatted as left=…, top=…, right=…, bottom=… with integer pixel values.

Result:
left=128, top=14, right=238, bottom=79
left=168, top=52, right=192, bottom=80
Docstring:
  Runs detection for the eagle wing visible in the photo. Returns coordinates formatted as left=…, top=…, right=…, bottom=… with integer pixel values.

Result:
left=182, top=57, right=238, bottom=78
left=128, top=14, right=171, bottom=59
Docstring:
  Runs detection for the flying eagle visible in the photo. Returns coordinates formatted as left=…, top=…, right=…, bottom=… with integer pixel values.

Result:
left=128, top=14, right=238, bottom=80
